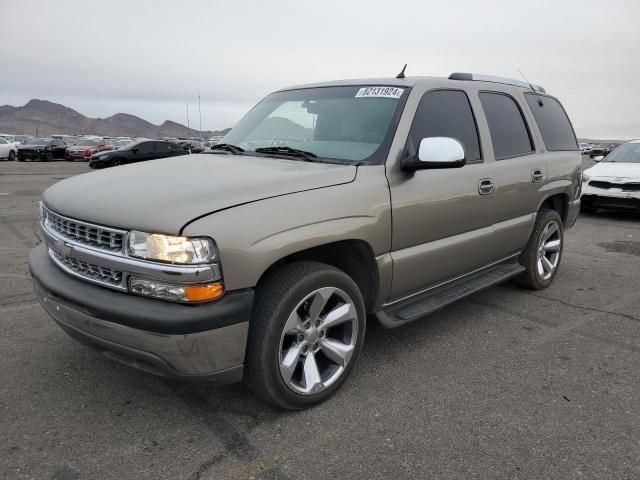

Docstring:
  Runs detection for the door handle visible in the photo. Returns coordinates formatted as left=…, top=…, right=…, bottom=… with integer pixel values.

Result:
left=531, top=168, right=544, bottom=183
left=478, top=178, right=495, bottom=195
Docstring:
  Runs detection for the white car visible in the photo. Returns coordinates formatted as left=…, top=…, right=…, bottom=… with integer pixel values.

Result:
left=0, top=137, right=17, bottom=161
left=581, top=140, right=640, bottom=213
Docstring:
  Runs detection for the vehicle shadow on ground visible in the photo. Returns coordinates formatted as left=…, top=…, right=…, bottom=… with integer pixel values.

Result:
left=579, top=210, right=640, bottom=221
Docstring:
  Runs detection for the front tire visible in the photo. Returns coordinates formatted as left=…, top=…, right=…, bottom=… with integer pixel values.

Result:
left=245, top=261, right=366, bottom=410
left=515, top=209, right=564, bottom=290
left=8, top=151, right=15, bottom=161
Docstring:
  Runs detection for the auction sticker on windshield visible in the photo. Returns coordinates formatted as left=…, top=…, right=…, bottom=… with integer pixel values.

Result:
left=355, top=87, right=404, bottom=99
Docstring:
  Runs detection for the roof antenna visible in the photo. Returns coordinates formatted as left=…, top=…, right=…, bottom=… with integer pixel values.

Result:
left=396, top=64, right=407, bottom=79
left=517, top=68, right=543, bottom=106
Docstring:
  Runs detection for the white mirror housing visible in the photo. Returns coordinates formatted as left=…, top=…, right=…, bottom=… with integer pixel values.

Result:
left=418, top=137, right=466, bottom=165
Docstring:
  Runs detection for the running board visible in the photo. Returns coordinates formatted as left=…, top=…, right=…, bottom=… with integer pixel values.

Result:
left=376, top=259, right=525, bottom=329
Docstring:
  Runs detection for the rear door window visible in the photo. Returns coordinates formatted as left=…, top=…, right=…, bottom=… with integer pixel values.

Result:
left=406, top=89, right=482, bottom=163
left=524, top=94, right=578, bottom=151
left=479, top=92, right=534, bottom=159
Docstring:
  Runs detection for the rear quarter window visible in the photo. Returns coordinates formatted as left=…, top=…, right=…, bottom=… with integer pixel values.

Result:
left=524, top=94, right=578, bottom=151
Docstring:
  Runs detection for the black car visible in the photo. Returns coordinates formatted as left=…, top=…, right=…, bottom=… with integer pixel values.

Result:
left=17, top=138, right=67, bottom=162
left=89, top=139, right=188, bottom=168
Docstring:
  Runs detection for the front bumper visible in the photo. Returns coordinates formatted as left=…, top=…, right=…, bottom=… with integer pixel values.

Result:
left=30, top=244, right=253, bottom=383
left=17, top=150, right=44, bottom=161
left=582, top=183, right=640, bottom=211
left=66, top=151, right=91, bottom=161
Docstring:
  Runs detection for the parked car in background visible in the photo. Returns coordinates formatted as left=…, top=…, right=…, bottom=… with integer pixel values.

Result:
left=17, top=138, right=67, bottom=161
left=0, top=137, right=18, bottom=161
left=32, top=73, right=581, bottom=409
left=11, top=135, right=33, bottom=146
left=62, top=136, right=81, bottom=146
left=89, top=139, right=188, bottom=168
left=178, top=140, right=205, bottom=153
left=579, top=143, right=591, bottom=154
left=589, top=144, right=610, bottom=158
left=581, top=140, right=640, bottom=213
left=104, top=138, right=124, bottom=149
left=65, top=139, right=113, bottom=161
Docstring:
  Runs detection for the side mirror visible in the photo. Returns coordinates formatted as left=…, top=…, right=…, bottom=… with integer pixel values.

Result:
left=132, top=148, right=139, bottom=154
left=401, top=137, right=466, bottom=172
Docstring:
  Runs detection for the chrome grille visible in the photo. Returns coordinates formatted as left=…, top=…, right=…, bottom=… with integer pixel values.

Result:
left=43, top=206, right=125, bottom=253
left=50, top=249, right=124, bottom=288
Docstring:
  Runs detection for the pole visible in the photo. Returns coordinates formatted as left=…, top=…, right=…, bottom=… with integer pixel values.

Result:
left=186, top=104, right=190, bottom=133
left=198, top=94, right=202, bottom=138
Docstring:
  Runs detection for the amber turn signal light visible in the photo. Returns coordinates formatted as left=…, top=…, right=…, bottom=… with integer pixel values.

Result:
left=183, top=283, right=225, bottom=302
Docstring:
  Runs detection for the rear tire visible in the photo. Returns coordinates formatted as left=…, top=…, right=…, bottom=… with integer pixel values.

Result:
left=514, top=209, right=564, bottom=290
left=8, top=151, right=15, bottom=161
left=245, top=261, right=366, bottom=410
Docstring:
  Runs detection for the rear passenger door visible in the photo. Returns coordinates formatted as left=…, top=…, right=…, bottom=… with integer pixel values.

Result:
left=477, top=89, right=546, bottom=255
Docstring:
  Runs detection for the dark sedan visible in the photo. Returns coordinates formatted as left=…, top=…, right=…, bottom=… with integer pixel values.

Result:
left=17, top=138, right=67, bottom=161
left=89, top=139, right=188, bottom=168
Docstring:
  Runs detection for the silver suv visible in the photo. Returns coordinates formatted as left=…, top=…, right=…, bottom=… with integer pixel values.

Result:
left=30, top=73, right=582, bottom=409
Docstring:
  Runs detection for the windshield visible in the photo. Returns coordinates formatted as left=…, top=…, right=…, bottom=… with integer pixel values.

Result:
left=75, top=139, right=99, bottom=146
left=603, top=142, right=640, bottom=163
left=222, top=85, right=407, bottom=163
left=27, top=138, right=51, bottom=145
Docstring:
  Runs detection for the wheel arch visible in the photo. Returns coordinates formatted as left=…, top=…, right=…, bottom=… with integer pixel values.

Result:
left=255, top=239, right=380, bottom=315
left=537, top=192, right=569, bottom=225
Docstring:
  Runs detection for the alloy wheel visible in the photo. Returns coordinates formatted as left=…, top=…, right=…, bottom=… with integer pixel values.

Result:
left=278, top=287, right=358, bottom=395
left=536, top=220, right=561, bottom=280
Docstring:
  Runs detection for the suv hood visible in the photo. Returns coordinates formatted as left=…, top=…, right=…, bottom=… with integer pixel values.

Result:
left=43, top=154, right=357, bottom=234
left=586, top=161, right=640, bottom=179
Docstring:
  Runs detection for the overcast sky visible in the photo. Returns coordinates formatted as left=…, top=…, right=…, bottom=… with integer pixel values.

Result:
left=1, top=0, right=638, bottom=138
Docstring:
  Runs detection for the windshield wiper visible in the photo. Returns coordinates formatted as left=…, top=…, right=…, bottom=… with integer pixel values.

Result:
left=255, top=146, right=318, bottom=161
left=209, top=143, right=245, bottom=155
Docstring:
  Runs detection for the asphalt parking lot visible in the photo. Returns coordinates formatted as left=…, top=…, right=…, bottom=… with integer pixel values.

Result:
left=1, top=159, right=639, bottom=480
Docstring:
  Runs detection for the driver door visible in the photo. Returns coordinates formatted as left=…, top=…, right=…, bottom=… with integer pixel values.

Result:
left=387, top=89, right=499, bottom=301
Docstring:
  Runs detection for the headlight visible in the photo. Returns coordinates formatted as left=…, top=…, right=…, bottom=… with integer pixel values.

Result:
left=127, top=231, right=217, bottom=265
left=582, top=172, right=591, bottom=182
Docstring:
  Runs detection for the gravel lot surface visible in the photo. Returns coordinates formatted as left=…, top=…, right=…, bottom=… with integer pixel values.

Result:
left=1, top=158, right=639, bottom=480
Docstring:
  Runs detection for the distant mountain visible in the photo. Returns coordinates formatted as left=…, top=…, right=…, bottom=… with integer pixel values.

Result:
left=246, top=116, right=313, bottom=141
left=0, top=99, right=231, bottom=138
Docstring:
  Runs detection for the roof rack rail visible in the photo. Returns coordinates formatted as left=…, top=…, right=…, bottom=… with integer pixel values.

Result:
left=448, top=72, right=546, bottom=93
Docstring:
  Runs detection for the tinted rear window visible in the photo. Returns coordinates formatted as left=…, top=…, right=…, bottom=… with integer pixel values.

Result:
left=479, top=92, right=534, bottom=159
left=524, top=94, right=577, bottom=151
